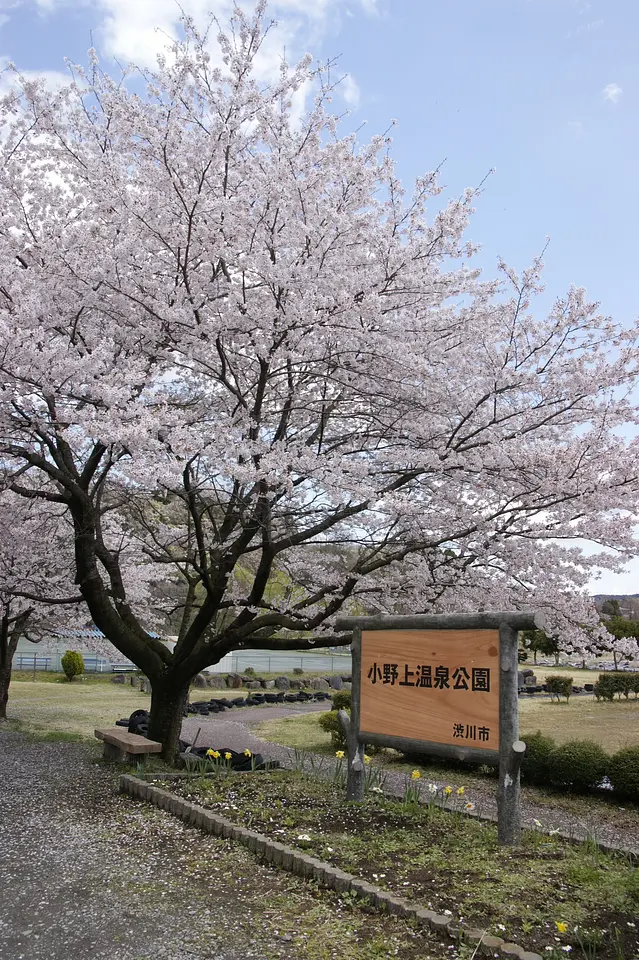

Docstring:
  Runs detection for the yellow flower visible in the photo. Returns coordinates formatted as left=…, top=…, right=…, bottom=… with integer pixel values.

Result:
left=335, top=750, right=345, bottom=759
left=363, top=754, right=371, bottom=764
left=243, top=749, right=252, bottom=758
left=411, top=770, right=422, bottom=780
left=456, top=786, right=465, bottom=796
left=555, top=921, right=568, bottom=934
left=207, top=749, right=220, bottom=759
left=224, top=752, right=232, bottom=760
left=444, top=785, right=453, bottom=796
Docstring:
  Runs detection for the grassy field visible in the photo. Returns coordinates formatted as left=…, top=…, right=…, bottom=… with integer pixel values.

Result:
left=5, top=680, right=151, bottom=739
left=256, top=694, right=639, bottom=754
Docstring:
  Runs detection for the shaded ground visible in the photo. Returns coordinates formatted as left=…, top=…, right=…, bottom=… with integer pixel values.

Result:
left=0, top=728, right=452, bottom=960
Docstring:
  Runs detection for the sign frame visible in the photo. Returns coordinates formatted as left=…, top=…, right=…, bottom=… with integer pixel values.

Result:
left=335, top=611, right=545, bottom=845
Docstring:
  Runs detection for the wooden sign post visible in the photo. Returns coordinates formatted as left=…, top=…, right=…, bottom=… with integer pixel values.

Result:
left=334, top=611, right=545, bottom=846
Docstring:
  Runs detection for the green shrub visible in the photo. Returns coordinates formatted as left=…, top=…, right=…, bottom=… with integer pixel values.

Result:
left=593, top=674, right=617, bottom=701
left=548, top=739, right=608, bottom=791
left=331, top=690, right=352, bottom=711
left=293, top=667, right=304, bottom=675
left=594, top=671, right=639, bottom=701
left=521, top=731, right=556, bottom=785
left=608, top=746, right=639, bottom=801
left=545, top=675, right=573, bottom=701
left=244, top=666, right=256, bottom=676
left=318, top=709, right=347, bottom=749
left=61, top=650, right=84, bottom=681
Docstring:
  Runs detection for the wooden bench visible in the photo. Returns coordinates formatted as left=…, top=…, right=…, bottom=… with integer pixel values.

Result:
left=95, top=727, right=162, bottom=765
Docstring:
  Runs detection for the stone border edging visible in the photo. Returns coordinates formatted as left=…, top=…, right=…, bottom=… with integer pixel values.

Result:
left=119, top=773, right=543, bottom=960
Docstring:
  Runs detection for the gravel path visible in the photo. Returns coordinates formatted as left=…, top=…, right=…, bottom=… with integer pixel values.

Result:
left=0, top=725, right=453, bottom=960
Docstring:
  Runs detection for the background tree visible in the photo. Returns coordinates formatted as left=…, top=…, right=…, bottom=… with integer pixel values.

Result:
left=519, top=630, right=560, bottom=665
left=0, top=493, right=80, bottom=720
left=1, top=4, right=639, bottom=759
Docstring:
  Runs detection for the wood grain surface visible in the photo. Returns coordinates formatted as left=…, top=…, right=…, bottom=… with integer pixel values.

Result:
left=359, top=629, right=501, bottom=751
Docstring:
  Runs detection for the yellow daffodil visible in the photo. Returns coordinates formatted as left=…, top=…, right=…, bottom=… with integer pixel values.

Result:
left=456, top=786, right=465, bottom=796
left=243, top=749, right=252, bottom=757
left=335, top=750, right=345, bottom=759
left=444, top=785, right=453, bottom=796
left=555, top=921, right=568, bottom=934
left=363, top=754, right=371, bottom=764
left=207, top=749, right=220, bottom=759
left=224, top=751, right=232, bottom=760
left=411, top=770, right=421, bottom=780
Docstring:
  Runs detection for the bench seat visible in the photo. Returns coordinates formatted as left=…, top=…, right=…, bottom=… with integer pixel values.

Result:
left=95, top=727, right=162, bottom=764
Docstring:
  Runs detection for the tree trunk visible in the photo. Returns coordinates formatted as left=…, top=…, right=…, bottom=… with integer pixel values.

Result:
left=0, top=618, right=23, bottom=721
left=147, top=678, right=191, bottom=764
left=0, top=661, right=11, bottom=720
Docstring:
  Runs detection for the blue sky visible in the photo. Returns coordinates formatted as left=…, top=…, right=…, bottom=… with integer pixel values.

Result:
left=1, top=0, right=638, bottom=594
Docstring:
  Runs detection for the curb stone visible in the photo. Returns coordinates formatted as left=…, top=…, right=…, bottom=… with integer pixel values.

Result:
left=119, top=774, right=544, bottom=960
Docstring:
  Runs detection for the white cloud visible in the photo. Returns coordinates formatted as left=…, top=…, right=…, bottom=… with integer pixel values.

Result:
left=341, top=72, right=359, bottom=107
left=602, top=82, right=623, bottom=104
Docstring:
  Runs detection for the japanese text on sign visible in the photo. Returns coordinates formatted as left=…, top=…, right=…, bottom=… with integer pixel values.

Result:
left=367, top=663, right=491, bottom=692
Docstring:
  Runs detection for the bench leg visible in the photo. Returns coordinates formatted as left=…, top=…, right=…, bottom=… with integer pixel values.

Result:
left=103, top=741, right=128, bottom=763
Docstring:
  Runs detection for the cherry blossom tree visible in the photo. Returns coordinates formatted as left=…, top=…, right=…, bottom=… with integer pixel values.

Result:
left=1, top=3, right=639, bottom=758
left=0, top=492, right=81, bottom=719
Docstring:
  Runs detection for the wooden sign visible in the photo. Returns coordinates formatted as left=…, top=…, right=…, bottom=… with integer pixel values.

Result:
left=335, top=611, right=545, bottom=846
left=360, top=628, right=500, bottom=753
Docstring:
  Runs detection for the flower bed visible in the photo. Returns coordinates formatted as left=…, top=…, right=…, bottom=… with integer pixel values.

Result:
left=158, top=768, right=639, bottom=959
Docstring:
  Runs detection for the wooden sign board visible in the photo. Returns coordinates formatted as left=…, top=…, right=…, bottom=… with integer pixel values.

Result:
left=360, top=629, right=500, bottom=755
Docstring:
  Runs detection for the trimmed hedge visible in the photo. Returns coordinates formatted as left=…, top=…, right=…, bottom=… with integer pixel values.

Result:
left=608, top=745, right=639, bottom=800
left=520, top=731, right=555, bottom=786
left=521, top=730, right=639, bottom=799
left=593, top=672, right=639, bottom=701
left=548, top=739, right=608, bottom=791
left=545, top=674, right=573, bottom=701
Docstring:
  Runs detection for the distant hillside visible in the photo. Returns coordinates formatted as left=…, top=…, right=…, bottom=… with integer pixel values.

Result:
left=593, top=594, right=639, bottom=618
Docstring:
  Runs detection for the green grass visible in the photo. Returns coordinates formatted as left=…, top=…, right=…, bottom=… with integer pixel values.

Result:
left=5, top=679, right=151, bottom=738
left=163, top=770, right=639, bottom=960
left=257, top=691, right=639, bottom=754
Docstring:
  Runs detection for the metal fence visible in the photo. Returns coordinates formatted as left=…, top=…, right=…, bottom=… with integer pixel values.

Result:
left=13, top=650, right=351, bottom=675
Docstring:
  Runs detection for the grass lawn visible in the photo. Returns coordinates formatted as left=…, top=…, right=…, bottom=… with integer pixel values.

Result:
left=162, top=770, right=639, bottom=960
left=256, top=695, right=639, bottom=754
left=5, top=680, right=151, bottom=739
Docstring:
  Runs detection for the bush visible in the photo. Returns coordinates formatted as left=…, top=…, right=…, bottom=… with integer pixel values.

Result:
left=608, top=746, right=639, bottom=801
left=61, top=650, right=84, bottom=681
left=244, top=666, right=256, bottom=676
left=293, top=667, right=304, bottom=675
left=331, top=690, right=352, bottom=712
left=318, top=710, right=347, bottom=749
left=594, top=672, right=639, bottom=701
left=548, top=739, right=608, bottom=791
left=545, top=674, right=573, bottom=701
left=521, top=731, right=556, bottom=785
